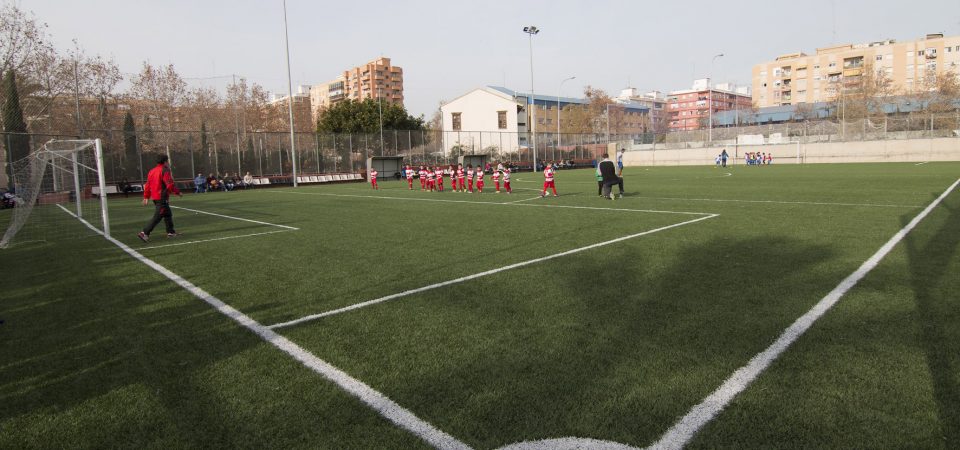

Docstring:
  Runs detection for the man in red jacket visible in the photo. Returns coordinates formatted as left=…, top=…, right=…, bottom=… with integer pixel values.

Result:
left=137, top=154, right=182, bottom=242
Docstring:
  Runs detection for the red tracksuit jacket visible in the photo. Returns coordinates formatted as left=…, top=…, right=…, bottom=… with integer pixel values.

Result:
left=143, top=164, right=181, bottom=201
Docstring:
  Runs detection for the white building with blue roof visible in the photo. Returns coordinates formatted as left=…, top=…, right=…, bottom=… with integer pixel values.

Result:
left=440, top=86, right=649, bottom=158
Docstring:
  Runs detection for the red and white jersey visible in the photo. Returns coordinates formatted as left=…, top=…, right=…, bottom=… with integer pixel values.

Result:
left=467, top=169, right=474, bottom=180
left=419, top=169, right=426, bottom=179
left=427, top=170, right=435, bottom=180
left=405, top=169, right=413, bottom=179
left=476, top=170, right=484, bottom=182
left=503, top=169, right=511, bottom=182
left=456, top=168, right=465, bottom=179
left=492, top=171, right=500, bottom=181
left=370, top=170, right=378, bottom=180
left=434, top=169, right=442, bottom=179
left=544, top=168, right=554, bottom=182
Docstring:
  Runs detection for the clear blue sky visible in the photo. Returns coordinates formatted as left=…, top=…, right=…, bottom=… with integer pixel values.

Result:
left=17, top=0, right=960, bottom=119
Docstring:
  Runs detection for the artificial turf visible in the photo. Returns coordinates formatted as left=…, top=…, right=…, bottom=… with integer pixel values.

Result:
left=1, top=162, right=958, bottom=449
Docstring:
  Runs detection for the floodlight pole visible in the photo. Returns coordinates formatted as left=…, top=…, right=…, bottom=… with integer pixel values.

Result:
left=282, top=0, right=298, bottom=187
left=378, top=87, right=384, bottom=156
left=523, top=26, right=539, bottom=172
left=708, top=53, right=723, bottom=143
left=558, top=76, right=575, bottom=153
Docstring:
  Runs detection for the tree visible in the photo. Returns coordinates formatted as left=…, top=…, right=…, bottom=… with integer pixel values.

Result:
left=121, top=111, right=140, bottom=179
left=316, top=99, right=424, bottom=133
left=3, top=70, right=30, bottom=175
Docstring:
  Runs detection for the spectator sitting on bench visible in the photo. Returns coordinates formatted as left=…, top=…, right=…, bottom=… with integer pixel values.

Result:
left=243, top=171, right=253, bottom=188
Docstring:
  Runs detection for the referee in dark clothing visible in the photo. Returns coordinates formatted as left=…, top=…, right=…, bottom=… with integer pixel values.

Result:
left=597, top=152, right=624, bottom=199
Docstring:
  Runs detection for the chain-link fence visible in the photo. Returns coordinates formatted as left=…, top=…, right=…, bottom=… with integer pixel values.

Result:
left=657, top=112, right=960, bottom=149
left=6, top=115, right=957, bottom=186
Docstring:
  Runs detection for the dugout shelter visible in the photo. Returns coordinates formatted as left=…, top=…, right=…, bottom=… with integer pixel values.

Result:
left=367, top=156, right=404, bottom=180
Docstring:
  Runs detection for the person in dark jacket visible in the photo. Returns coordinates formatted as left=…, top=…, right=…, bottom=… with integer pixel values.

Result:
left=137, top=154, right=182, bottom=242
left=597, top=152, right=624, bottom=200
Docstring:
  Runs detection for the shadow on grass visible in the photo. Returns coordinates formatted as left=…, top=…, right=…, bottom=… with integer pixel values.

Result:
left=370, top=233, right=836, bottom=448
left=0, top=242, right=260, bottom=446
left=903, top=193, right=960, bottom=443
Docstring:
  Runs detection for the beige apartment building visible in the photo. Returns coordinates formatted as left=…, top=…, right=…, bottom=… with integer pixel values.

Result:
left=753, top=33, right=960, bottom=108
left=310, top=57, right=404, bottom=123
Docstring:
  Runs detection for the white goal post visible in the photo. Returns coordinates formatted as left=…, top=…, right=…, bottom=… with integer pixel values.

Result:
left=0, top=139, right=110, bottom=248
left=733, top=134, right=803, bottom=165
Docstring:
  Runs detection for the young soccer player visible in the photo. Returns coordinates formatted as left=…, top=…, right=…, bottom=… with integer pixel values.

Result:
left=540, top=163, right=558, bottom=197
left=456, top=164, right=465, bottom=192
left=369, top=168, right=378, bottom=190
left=492, top=168, right=501, bottom=193
left=466, top=165, right=475, bottom=193
left=418, top=166, right=426, bottom=190
left=426, top=166, right=435, bottom=191
left=448, top=165, right=456, bottom=192
left=435, top=166, right=444, bottom=192
left=475, top=167, right=485, bottom=193
left=405, top=164, right=414, bottom=190
left=502, top=166, right=512, bottom=194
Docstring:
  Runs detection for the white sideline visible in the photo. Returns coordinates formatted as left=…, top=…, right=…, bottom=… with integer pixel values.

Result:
left=648, top=177, right=960, bottom=450
left=170, top=205, right=299, bottom=230
left=267, top=213, right=719, bottom=330
left=915, top=161, right=929, bottom=166
left=56, top=205, right=472, bottom=450
left=271, top=190, right=715, bottom=216
left=138, top=229, right=294, bottom=250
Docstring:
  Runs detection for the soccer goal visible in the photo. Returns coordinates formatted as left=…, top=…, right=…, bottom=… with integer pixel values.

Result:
left=733, top=134, right=803, bottom=165
left=0, top=139, right=110, bottom=248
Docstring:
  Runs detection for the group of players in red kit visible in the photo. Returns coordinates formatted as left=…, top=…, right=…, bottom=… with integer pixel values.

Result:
left=368, top=162, right=560, bottom=197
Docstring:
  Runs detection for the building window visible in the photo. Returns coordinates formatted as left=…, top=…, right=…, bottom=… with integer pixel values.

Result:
left=452, top=112, right=461, bottom=131
left=497, top=111, right=507, bottom=129
left=875, top=55, right=883, bottom=61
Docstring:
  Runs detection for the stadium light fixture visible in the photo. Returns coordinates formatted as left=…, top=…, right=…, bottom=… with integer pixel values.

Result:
left=523, top=26, right=539, bottom=172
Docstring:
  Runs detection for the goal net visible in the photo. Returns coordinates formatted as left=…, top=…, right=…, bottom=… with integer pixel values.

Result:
left=0, top=139, right=110, bottom=248
left=732, top=134, right=803, bottom=165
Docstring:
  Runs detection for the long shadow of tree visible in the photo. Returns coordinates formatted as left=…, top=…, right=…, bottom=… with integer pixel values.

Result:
left=0, top=238, right=426, bottom=448
left=316, top=233, right=835, bottom=449
left=902, top=194, right=960, bottom=444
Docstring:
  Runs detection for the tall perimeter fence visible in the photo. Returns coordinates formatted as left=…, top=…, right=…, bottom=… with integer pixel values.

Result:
left=3, top=113, right=959, bottom=187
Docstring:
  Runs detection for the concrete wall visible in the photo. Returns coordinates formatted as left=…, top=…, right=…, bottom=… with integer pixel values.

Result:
left=624, top=137, right=960, bottom=166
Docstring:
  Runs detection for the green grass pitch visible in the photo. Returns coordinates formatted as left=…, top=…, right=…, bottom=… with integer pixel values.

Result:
left=2, top=162, right=959, bottom=449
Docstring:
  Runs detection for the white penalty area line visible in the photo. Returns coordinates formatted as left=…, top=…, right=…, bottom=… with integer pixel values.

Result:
left=170, top=205, right=299, bottom=230
left=649, top=177, right=960, bottom=450
left=267, top=213, right=719, bottom=330
left=271, top=190, right=715, bottom=216
left=56, top=205, right=471, bottom=450
left=628, top=195, right=919, bottom=209
left=137, top=229, right=294, bottom=250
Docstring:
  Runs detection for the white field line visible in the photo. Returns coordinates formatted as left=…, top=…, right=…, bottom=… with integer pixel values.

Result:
left=267, top=213, right=719, bottom=330
left=170, top=205, right=299, bottom=230
left=915, top=161, right=929, bottom=165
left=648, top=177, right=960, bottom=450
left=138, top=229, right=294, bottom=250
left=627, top=195, right=919, bottom=209
left=270, top=190, right=714, bottom=216
left=506, top=196, right=542, bottom=204
left=56, top=204, right=472, bottom=450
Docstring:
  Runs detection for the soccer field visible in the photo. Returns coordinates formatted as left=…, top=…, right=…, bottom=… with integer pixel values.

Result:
left=2, top=162, right=959, bottom=449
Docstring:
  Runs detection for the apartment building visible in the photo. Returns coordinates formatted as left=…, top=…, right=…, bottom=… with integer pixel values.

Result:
left=667, top=80, right=752, bottom=131
left=309, top=57, right=404, bottom=123
left=752, top=33, right=960, bottom=108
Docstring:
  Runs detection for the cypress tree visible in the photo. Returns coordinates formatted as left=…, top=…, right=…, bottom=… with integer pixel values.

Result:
left=122, top=112, right=139, bottom=179
left=2, top=70, right=30, bottom=188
